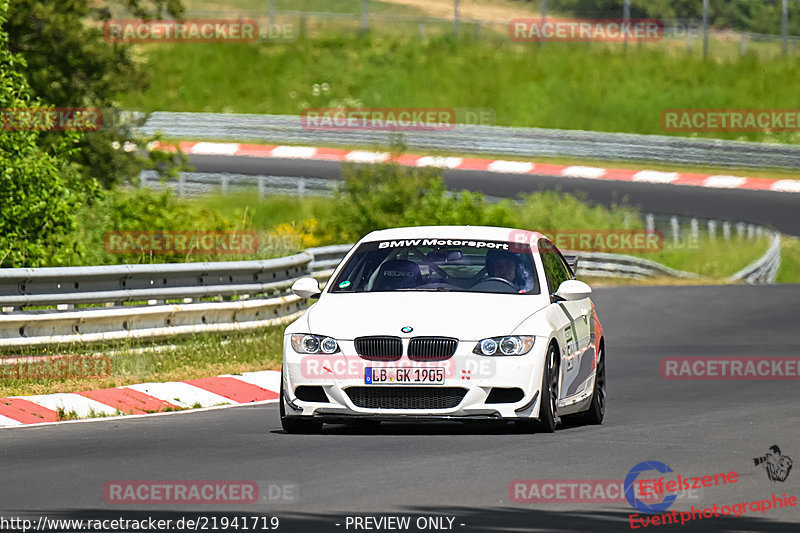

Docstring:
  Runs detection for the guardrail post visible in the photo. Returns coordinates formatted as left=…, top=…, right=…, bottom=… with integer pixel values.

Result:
left=540, top=0, right=547, bottom=46
left=362, top=0, right=369, bottom=33
left=221, top=174, right=230, bottom=193
left=297, top=178, right=306, bottom=197
left=623, top=0, right=630, bottom=50
left=708, top=220, right=717, bottom=240
left=740, top=34, right=748, bottom=55
left=178, top=174, right=186, bottom=198
left=645, top=213, right=655, bottom=232
left=454, top=0, right=459, bottom=37
left=747, top=224, right=756, bottom=240
left=782, top=0, right=789, bottom=56
left=722, top=221, right=731, bottom=241
left=418, top=20, right=426, bottom=39
left=690, top=218, right=699, bottom=241
left=736, top=222, right=745, bottom=239
left=670, top=216, right=680, bottom=246
left=258, top=176, right=265, bottom=198
left=702, top=0, right=709, bottom=59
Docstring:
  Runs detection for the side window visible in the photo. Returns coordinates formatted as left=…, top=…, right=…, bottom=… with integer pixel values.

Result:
left=538, top=239, right=570, bottom=293
left=555, top=251, right=575, bottom=281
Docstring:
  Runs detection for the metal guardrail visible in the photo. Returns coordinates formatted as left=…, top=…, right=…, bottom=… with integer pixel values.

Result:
left=305, top=244, right=354, bottom=274
left=0, top=253, right=312, bottom=308
left=139, top=171, right=335, bottom=197
left=0, top=238, right=779, bottom=350
left=575, top=252, right=698, bottom=280
left=0, top=248, right=349, bottom=350
left=729, top=233, right=782, bottom=284
left=142, top=112, right=800, bottom=170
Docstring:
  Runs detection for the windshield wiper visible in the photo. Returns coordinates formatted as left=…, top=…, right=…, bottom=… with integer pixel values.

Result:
left=394, top=287, right=457, bottom=292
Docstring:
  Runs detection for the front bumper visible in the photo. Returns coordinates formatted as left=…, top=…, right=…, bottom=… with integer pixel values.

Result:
left=281, top=337, right=548, bottom=421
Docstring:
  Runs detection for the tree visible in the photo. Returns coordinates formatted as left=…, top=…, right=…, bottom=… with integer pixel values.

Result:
left=0, top=0, right=83, bottom=267
left=5, top=0, right=187, bottom=188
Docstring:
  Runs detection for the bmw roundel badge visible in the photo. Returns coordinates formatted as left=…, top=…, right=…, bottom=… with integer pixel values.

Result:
left=401, top=326, right=413, bottom=333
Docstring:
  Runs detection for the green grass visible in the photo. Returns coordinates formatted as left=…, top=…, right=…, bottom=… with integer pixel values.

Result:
left=55, top=406, right=124, bottom=421
left=46, top=161, right=794, bottom=286
left=776, top=236, right=800, bottom=284
left=57, top=188, right=332, bottom=267
left=122, top=36, right=800, bottom=143
left=193, top=192, right=330, bottom=229
left=0, top=328, right=284, bottom=397
left=151, top=187, right=785, bottom=281
left=644, top=235, right=772, bottom=278
left=62, top=180, right=785, bottom=282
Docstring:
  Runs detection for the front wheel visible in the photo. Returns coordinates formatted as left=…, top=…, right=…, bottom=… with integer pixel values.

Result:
left=516, top=343, right=558, bottom=433
left=583, top=346, right=605, bottom=425
left=280, top=374, right=323, bottom=434
left=535, top=343, right=559, bottom=432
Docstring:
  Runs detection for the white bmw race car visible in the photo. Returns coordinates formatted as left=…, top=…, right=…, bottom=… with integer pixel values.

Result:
left=280, top=225, right=605, bottom=433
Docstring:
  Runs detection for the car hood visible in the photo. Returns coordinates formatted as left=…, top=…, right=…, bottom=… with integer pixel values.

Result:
left=301, top=291, right=549, bottom=340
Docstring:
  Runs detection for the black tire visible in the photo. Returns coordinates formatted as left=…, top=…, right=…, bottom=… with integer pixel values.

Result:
left=279, top=374, right=323, bottom=434
left=535, top=343, right=559, bottom=432
left=583, top=345, right=606, bottom=425
left=517, top=343, right=559, bottom=433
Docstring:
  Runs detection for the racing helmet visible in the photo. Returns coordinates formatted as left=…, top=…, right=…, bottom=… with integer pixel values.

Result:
left=485, top=249, right=533, bottom=291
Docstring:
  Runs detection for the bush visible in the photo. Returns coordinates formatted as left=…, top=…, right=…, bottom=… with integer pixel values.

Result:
left=64, top=187, right=235, bottom=266
left=323, top=147, right=635, bottom=242
left=6, top=0, right=188, bottom=188
left=0, top=0, right=84, bottom=267
left=515, top=190, right=642, bottom=231
left=327, top=157, right=516, bottom=241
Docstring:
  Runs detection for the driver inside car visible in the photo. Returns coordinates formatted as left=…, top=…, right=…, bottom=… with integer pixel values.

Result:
left=485, top=250, right=535, bottom=293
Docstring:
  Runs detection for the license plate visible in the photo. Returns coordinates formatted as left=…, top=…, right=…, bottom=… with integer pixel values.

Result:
left=364, top=367, right=445, bottom=385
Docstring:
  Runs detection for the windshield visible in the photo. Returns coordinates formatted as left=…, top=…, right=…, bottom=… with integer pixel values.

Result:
left=330, top=239, right=539, bottom=295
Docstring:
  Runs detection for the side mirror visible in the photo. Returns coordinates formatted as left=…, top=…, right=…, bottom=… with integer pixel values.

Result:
left=554, top=279, right=592, bottom=302
left=292, top=277, right=321, bottom=299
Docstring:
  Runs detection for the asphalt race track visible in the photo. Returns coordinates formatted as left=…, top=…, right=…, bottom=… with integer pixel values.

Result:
left=2, top=285, right=799, bottom=532
left=188, top=154, right=800, bottom=236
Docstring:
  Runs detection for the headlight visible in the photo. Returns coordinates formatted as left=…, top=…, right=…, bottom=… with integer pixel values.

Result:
left=291, top=334, right=340, bottom=354
left=320, top=336, right=338, bottom=354
left=479, top=338, right=498, bottom=355
left=473, top=336, right=534, bottom=356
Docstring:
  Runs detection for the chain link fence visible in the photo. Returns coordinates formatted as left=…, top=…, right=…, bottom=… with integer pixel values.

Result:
left=173, top=1, right=800, bottom=59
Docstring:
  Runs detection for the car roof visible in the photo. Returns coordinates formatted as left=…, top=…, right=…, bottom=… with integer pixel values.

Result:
left=361, top=225, right=545, bottom=245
